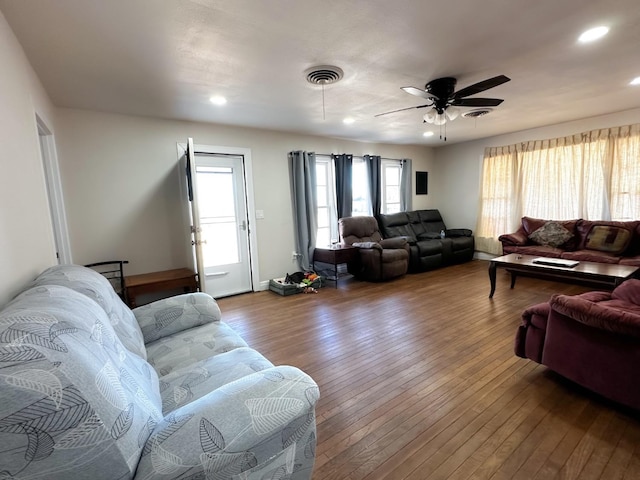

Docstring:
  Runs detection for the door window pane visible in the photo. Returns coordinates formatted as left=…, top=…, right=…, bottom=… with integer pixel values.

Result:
left=196, top=167, right=239, bottom=267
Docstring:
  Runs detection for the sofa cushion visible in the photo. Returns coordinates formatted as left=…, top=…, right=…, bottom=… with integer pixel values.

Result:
left=576, top=220, right=639, bottom=251
left=339, top=216, right=383, bottom=245
left=31, top=264, right=147, bottom=359
left=521, top=217, right=579, bottom=249
left=584, top=224, right=633, bottom=254
left=619, top=255, right=640, bottom=267
left=134, top=366, right=318, bottom=480
left=611, top=279, right=640, bottom=304
left=528, top=221, right=574, bottom=248
left=0, top=285, right=162, bottom=479
left=158, top=347, right=274, bottom=414
left=550, top=292, right=640, bottom=338
left=145, top=320, right=249, bottom=376
left=377, top=212, right=416, bottom=242
left=133, top=292, right=222, bottom=344
left=504, top=245, right=564, bottom=258
left=560, top=249, right=620, bottom=264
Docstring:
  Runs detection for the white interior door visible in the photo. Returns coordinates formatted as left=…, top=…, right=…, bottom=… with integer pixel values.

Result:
left=193, top=152, right=252, bottom=298
left=37, top=115, right=72, bottom=264
left=186, top=138, right=206, bottom=291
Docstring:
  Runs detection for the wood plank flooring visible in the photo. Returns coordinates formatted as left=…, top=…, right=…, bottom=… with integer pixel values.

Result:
left=217, top=259, right=640, bottom=480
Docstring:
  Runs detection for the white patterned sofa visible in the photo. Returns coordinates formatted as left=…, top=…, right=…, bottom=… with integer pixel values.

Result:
left=0, top=264, right=318, bottom=479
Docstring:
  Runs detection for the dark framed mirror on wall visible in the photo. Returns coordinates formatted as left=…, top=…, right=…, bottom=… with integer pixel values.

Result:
left=416, top=171, right=428, bottom=195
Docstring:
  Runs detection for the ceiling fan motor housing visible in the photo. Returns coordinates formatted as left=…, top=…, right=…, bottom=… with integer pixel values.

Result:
left=426, top=77, right=457, bottom=113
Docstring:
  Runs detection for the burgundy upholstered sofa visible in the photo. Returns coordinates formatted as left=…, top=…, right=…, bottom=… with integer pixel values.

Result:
left=516, top=279, right=640, bottom=410
left=499, top=217, right=640, bottom=266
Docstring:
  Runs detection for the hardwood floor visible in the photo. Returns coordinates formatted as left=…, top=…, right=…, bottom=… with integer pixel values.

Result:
left=217, top=259, right=640, bottom=480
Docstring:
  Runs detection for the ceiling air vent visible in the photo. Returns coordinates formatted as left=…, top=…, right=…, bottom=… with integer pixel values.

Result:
left=305, top=65, right=344, bottom=85
left=462, top=108, right=493, bottom=118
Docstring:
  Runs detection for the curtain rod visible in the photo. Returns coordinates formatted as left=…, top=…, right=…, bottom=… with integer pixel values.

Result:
left=314, top=153, right=404, bottom=162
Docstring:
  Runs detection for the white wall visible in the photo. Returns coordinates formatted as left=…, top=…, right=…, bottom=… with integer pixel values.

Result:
left=54, top=108, right=435, bottom=285
left=433, top=108, right=640, bottom=233
left=0, top=11, right=58, bottom=307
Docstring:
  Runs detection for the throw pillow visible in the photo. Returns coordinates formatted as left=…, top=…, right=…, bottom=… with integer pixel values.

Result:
left=528, top=221, right=574, bottom=248
left=584, top=225, right=632, bottom=254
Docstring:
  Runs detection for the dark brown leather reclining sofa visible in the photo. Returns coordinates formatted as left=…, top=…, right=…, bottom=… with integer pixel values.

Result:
left=376, top=209, right=475, bottom=272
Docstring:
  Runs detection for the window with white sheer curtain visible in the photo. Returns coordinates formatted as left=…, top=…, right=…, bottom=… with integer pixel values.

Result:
left=476, top=124, right=640, bottom=255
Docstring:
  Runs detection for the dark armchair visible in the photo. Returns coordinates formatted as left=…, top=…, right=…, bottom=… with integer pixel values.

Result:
left=338, top=216, right=409, bottom=281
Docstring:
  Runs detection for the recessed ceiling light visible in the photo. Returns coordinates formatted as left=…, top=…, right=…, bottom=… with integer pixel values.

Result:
left=630, top=77, right=640, bottom=86
left=578, top=26, right=609, bottom=43
left=343, top=117, right=355, bottom=125
left=423, top=131, right=434, bottom=137
left=209, top=95, right=227, bottom=105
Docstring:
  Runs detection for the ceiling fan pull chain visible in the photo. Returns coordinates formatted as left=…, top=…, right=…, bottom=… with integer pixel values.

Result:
left=322, top=83, right=326, bottom=121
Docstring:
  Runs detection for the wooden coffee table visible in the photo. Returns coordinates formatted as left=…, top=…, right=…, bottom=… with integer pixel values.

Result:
left=488, top=253, right=639, bottom=298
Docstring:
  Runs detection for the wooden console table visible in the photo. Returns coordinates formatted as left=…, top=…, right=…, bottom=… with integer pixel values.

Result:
left=124, top=268, right=198, bottom=307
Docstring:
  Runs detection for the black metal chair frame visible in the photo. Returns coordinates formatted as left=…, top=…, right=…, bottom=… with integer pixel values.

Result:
left=84, top=260, right=129, bottom=301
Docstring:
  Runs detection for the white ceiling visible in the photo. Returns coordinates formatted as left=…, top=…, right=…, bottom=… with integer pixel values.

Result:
left=2, top=0, right=639, bottom=145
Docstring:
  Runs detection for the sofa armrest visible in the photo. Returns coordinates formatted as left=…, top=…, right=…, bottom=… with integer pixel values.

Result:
left=445, top=228, right=473, bottom=237
left=135, top=366, right=319, bottom=480
left=498, top=231, right=528, bottom=246
left=549, top=293, right=640, bottom=338
left=352, top=241, right=383, bottom=251
left=379, top=237, right=408, bottom=249
left=417, top=232, right=441, bottom=240
left=516, top=301, right=551, bottom=361
left=133, top=292, right=222, bottom=344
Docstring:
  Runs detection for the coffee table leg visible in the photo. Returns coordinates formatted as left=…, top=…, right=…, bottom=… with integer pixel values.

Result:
left=510, top=272, right=517, bottom=289
left=489, top=261, right=497, bottom=298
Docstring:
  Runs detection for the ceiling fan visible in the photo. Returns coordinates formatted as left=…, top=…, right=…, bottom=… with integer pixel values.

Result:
left=376, top=74, right=511, bottom=125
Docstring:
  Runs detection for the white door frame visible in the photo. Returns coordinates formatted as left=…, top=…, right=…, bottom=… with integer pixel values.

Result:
left=177, top=142, right=260, bottom=293
left=36, top=114, right=72, bottom=264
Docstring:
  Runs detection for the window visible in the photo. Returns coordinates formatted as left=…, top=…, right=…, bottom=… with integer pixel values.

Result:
left=382, top=160, right=402, bottom=213
left=352, top=158, right=372, bottom=216
left=315, top=159, right=338, bottom=247
left=476, top=124, right=640, bottom=254
left=314, top=155, right=410, bottom=246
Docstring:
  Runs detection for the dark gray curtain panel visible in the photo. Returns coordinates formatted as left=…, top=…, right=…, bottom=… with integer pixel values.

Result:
left=364, top=155, right=381, bottom=217
left=333, top=153, right=353, bottom=219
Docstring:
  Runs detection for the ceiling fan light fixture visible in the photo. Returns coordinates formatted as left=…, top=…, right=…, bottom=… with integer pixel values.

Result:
left=433, top=114, right=447, bottom=126
left=630, top=76, right=640, bottom=86
left=423, top=111, right=436, bottom=124
left=445, top=106, right=460, bottom=121
left=578, top=26, right=609, bottom=43
left=423, top=131, right=434, bottom=137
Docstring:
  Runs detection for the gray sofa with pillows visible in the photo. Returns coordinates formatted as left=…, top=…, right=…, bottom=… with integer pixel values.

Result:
left=499, top=216, right=640, bottom=266
left=0, top=264, right=318, bottom=479
left=377, top=209, right=475, bottom=272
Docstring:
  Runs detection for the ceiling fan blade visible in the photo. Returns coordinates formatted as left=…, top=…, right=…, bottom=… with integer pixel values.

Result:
left=374, top=104, right=431, bottom=117
left=453, top=75, right=510, bottom=99
left=401, top=86, right=439, bottom=101
left=451, top=97, right=504, bottom=107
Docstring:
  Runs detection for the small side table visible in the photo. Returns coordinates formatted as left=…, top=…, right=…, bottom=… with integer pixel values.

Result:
left=313, top=245, right=357, bottom=287
left=124, top=268, right=198, bottom=307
